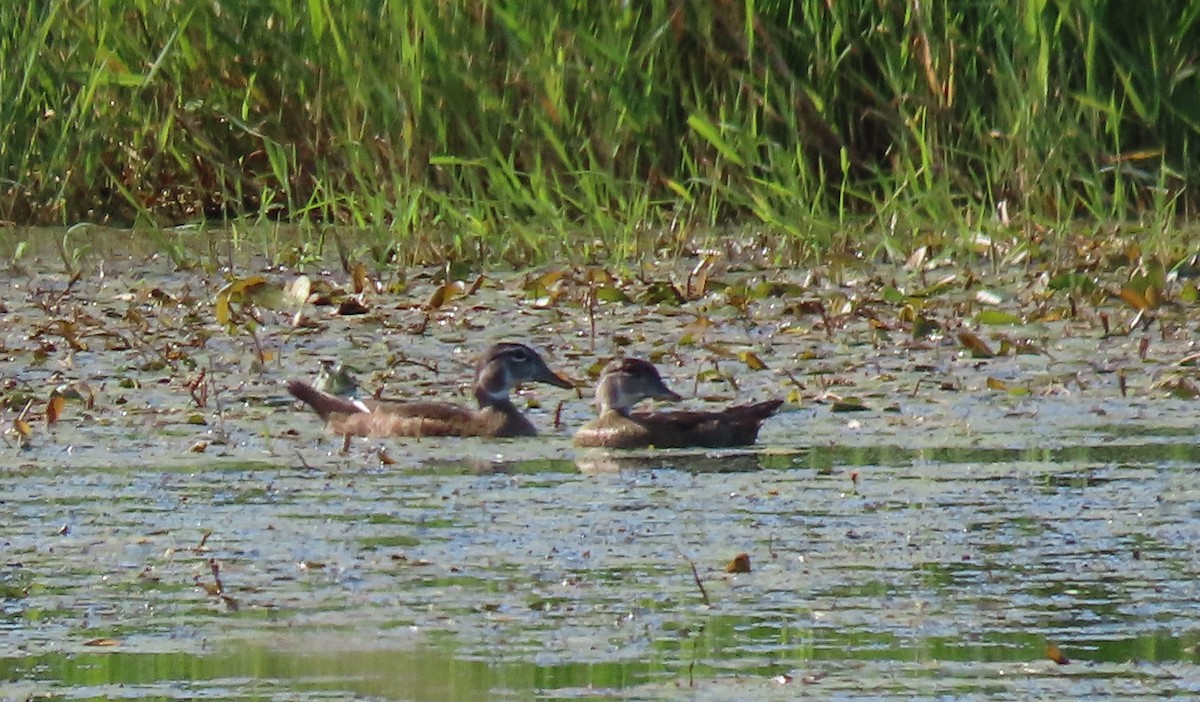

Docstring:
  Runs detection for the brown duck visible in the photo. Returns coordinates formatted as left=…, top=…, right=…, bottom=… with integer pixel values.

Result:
left=573, top=358, right=782, bottom=449
left=289, top=342, right=574, bottom=438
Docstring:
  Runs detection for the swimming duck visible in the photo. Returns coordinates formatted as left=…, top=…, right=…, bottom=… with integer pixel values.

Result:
left=573, top=358, right=782, bottom=449
left=289, top=342, right=574, bottom=438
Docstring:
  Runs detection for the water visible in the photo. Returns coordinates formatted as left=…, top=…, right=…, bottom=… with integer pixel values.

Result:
left=2, top=239, right=1200, bottom=699
left=5, top=427, right=1200, bottom=700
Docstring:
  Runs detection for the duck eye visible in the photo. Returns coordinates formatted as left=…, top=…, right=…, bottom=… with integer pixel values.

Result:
left=509, top=349, right=530, bottom=363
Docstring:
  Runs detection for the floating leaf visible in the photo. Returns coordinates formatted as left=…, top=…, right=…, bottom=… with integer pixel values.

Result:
left=912, top=315, right=941, bottom=339
left=337, top=297, right=370, bottom=315
left=286, top=275, right=311, bottom=305
left=585, top=267, right=614, bottom=285
left=352, top=262, right=369, bottom=294
left=914, top=274, right=957, bottom=297
left=1048, top=272, right=1096, bottom=292
left=1117, top=286, right=1150, bottom=311
left=958, top=331, right=995, bottom=358
left=640, top=281, right=684, bottom=305
left=84, top=638, right=120, bottom=647
left=595, top=286, right=631, bottom=303
left=725, top=553, right=751, bottom=573
left=524, top=269, right=565, bottom=294
left=46, top=394, right=65, bottom=425
left=1154, top=377, right=1200, bottom=399
left=241, top=278, right=285, bottom=309
left=881, top=287, right=905, bottom=304
left=831, top=399, right=870, bottom=412
left=738, top=350, right=768, bottom=371
left=985, top=376, right=1008, bottom=391
left=50, top=319, right=88, bottom=351
left=687, top=253, right=719, bottom=298
left=1046, top=643, right=1070, bottom=665
left=751, top=281, right=803, bottom=298
left=214, top=292, right=232, bottom=325
left=426, top=282, right=458, bottom=309
left=976, top=310, right=1022, bottom=325
left=997, top=338, right=1044, bottom=356
left=214, top=275, right=268, bottom=324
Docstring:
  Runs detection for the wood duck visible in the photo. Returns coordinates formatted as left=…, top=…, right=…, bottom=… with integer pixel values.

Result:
left=573, top=358, right=782, bottom=449
left=289, top=342, right=574, bottom=438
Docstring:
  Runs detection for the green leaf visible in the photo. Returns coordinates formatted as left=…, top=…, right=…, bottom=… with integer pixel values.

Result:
left=976, top=310, right=1022, bottom=325
left=687, top=114, right=745, bottom=167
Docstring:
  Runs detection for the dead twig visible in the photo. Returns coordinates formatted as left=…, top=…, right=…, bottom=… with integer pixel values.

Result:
left=685, top=556, right=711, bottom=606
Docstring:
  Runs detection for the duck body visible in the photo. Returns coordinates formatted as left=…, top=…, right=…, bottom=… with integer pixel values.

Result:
left=289, top=342, right=572, bottom=438
left=572, top=358, right=782, bottom=449
left=574, top=401, right=783, bottom=448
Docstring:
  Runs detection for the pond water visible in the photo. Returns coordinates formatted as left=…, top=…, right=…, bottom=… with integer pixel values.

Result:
left=2, top=232, right=1200, bottom=700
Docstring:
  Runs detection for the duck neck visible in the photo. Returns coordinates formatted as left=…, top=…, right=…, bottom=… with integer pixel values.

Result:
left=595, top=375, right=634, bottom=417
left=474, top=363, right=515, bottom=411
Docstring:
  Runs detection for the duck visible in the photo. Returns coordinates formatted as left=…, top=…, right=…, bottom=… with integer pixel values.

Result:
left=288, top=342, right=574, bottom=438
left=573, top=358, right=782, bottom=449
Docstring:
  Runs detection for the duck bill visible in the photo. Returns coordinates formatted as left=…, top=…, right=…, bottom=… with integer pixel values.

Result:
left=654, top=388, right=683, bottom=402
left=541, top=368, right=576, bottom=390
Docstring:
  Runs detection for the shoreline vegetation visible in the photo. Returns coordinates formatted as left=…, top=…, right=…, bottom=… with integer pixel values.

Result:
left=3, top=1, right=1199, bottom=265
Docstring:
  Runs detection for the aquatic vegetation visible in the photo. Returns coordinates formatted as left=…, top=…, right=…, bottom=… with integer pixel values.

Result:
left=1, top=2, right=1197, bottom=265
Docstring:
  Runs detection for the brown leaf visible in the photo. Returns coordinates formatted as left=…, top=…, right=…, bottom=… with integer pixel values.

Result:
left=194, top=578, right=221, bottom=597
left=352, top=262, right=369, bottom=294
left=214, top=276, right=262, bottom=325
left=958, top=331, right=995, bottom=358
left=1117, top=286, right=1150, bottom=311
left=215, top=290, right=232, bottom=325
left=525, top=269, right=566, bottom=293
left=688, top=253, right=719, bottom=298
left=1046, top=643, right=1070, bottom=665
left=426, top=282, right=464, bottom=310
left=1144, top=284, right=1161, bottom=308
left=45, top=394, right=65, bottom=425
left=726, top=553, right=751, bottom=573
left=83, top=638, right=120, bottom=647
left=337, top=297, right=370, bottom=315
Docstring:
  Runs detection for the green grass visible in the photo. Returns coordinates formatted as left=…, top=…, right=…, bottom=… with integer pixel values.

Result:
left=1, top=0, right=1198, bottom=266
